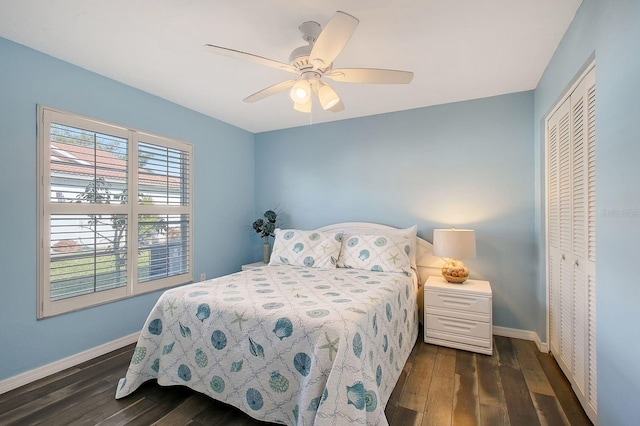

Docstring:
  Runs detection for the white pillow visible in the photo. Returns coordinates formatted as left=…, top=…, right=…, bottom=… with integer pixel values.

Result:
left=386, top=225, right=418, bottom=270
left=337, top=233, right=412, bottom=275
left=339, top=225, right=418, bottom=269
left=269, top=229, right=342, bottom=268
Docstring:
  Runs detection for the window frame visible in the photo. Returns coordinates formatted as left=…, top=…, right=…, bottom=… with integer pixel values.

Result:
left=37, top=106, right=194, bottom=318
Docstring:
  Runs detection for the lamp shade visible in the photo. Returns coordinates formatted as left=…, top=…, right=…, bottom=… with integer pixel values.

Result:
left=289, top=79, right=311, bottom=104
left=293, top=98, right=312, bottom=113
left=317, top=82, right=340, bottom=110
left=433, top=229, right=476, bottom=259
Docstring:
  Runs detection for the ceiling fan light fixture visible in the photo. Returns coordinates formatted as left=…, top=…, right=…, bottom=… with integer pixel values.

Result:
left=290, top=79, right=311, bottom=104
left=318, top=82, right=340, bottom=110
left=293, top=98, right=312, bottom=113
left=206, top=11, right=413, bottom=114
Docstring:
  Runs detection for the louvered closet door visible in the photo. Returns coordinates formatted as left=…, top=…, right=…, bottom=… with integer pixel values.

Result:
left=571, top=68, right=597, bottom=416
left=586, top=75, right=597, bottom=414
left=558, top=98, right=574, bottom=374
left=546, top=65, right=597, bottom=424
left=547, top=98, right=570, bottom=361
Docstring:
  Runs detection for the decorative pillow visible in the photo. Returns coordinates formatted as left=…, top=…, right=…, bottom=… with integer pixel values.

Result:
left=338, top=225, right=418, bottom=269
left=269, top=229, right=343, bottom=268
left=337, top=234, right=412, bottom=274
left=383, top=225, right=418, bottom=270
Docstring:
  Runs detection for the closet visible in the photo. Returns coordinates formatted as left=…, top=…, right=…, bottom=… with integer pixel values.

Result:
left=546, top=64, right=597, bottom=424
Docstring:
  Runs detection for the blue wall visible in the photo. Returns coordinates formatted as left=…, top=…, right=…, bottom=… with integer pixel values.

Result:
left=3, top=1, right=638, bottom=421
left=0, top=37, right=256, bottom=381
left=255, top=92, right=536, bottom=333
left=534, top=1, right=640, bottom=424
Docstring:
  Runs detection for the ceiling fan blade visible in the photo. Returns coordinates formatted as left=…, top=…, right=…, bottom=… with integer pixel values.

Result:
left=309, top=11, right=359, bottom=69
left=325, top=68, right=414, bottom=84
left=243, top=79, right=297, bottom=103
left=204, top=44, right=298, bottom=74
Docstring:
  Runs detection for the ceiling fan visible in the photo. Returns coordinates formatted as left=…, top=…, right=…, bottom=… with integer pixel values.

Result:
left=204, top=11, right=413, bottom=113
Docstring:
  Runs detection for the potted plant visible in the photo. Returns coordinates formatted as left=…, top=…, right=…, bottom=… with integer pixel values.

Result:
left=252, top=210, right=277, bottom=263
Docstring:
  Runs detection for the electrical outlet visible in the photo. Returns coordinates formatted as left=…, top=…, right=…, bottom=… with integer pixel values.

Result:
left=200, top=273, right=206, bottom=281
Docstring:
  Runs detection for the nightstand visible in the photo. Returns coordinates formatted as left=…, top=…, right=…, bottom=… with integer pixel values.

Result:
left=241, top=261, right=268, bottom=271
left=424, top=275, right=493, bottom=355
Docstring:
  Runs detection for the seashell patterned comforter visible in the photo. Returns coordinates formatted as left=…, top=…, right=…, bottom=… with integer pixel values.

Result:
left=115, top=264, right=418, bottom=425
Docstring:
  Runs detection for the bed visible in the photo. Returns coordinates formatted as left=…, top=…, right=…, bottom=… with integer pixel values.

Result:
left=115, top=222, right=441, bottom=425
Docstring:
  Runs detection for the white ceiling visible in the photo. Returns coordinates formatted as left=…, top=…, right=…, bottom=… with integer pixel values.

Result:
left=0, top=0, right=581, bottom=133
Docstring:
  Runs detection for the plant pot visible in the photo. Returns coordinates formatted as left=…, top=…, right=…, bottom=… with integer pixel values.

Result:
left=263, top=241, right=272, bottom=264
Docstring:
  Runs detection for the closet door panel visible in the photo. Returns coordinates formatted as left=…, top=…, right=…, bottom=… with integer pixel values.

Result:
left=585, top=70, right=597, bottom=414
left=557, top=101, right=573, bottom=373
left=546, top=65, right=596, bottom=424
left=547, top=102, right=562, bottom=356
left=571, top=69, right=597, bottom=409
left=571, top=80, right=587, bottom=395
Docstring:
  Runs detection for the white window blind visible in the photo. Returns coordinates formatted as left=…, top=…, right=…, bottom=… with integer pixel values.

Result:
left=38, top=107, right=194, bottom=318
left=138, top=214, right=190, bottom=283
left=138, top=141, right=190, bottom=206
left=50, top=214, right=128, bottom=301
left=136, top=139, right=192, bottom=287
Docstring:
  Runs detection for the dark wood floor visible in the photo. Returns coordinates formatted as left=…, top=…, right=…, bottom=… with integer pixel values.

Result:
left=0, top=331, right=592, bottom=426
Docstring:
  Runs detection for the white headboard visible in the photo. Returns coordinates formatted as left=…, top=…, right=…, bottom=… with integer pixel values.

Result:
left=317, top=222, right=443, bottom=322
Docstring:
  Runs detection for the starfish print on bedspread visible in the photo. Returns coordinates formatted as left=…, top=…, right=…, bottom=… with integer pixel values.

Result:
left=165, top=299, right=178, bottom=316
left=319, top=332, right=340, bottom=362
left=231, top=310, right=248, bottom=330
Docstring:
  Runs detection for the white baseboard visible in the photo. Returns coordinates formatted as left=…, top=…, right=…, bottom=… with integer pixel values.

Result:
left=0, top=332, right=139, bottom=395
left=493, top=326, right=549, bottom=353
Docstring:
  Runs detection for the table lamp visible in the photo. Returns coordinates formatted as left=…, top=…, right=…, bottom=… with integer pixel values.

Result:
left=433, top=228, right=476, bottom=283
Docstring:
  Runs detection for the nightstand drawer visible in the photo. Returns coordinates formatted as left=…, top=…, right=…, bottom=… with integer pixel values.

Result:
left=428, top=306, right=489, bottom=323
left=425, top=290, right=491, bottom=314
left=426, top=313, right=491, bottom=339
left=425, top=329, right=492, bottom=351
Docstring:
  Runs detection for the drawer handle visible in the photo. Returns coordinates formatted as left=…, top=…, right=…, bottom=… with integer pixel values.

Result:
left=438, top=296, right=475, bottom=307
left=439, top=319, right=474, bottom=332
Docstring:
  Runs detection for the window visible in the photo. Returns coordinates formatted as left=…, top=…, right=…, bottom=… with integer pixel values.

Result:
left=38, top=107, right=193, bottom=318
